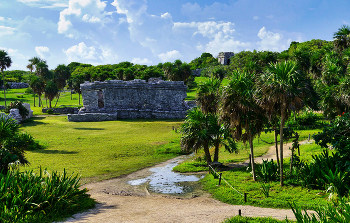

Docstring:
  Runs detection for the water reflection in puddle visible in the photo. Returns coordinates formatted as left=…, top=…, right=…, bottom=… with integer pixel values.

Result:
left=128, top=158, right=204, bottom=195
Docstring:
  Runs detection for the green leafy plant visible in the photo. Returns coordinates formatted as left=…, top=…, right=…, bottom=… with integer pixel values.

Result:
left=256, top=159, right=279, bottom=183
left=261, top=182, right=271, bottom=198
left=47, top=108, right=54, bottom=114
left=0, top=169, right=95, bottom=222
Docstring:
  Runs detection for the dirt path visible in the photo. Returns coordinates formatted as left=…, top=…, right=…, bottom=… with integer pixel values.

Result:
left=60, top=141, right=309, bottom=223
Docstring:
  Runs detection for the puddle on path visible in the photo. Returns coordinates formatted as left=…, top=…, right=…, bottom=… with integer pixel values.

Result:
left=128, top=157, right=204, bottom=195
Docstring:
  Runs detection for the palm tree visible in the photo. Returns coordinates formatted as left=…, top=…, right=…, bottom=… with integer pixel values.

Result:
left=44, top=80, right=58, bottom=108
left=196, top=77, right=221, bottom=115
left=0, top=50, right=12, bottom=107
left=180, top=108, right=224, bottom=164
left=334, top=25, right=350, bottom=52
left=258, top=61, right=306, bottom=186
left=27, top=56, right=43, bottom=73
left=29, top=75, right=45, bottom=107
left=53, top=64, right=71, bottom=106
left=220, top=71, right=265, bottom=181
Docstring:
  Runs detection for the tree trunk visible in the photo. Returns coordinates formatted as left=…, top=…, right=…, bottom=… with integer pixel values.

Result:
left=33, top=93, right=36, bottom=107
left=54, top=93, right=60, bottom=107
left=280, top=103, right=286, bottom=186
left=79, top=93, right=81, bottom=105
left=274, top=129, right=280, bottom=166
left=203, top=143, right=212, bottom=164
left=71, top=89, right=72, bottom=100
left=38, top=95, right=41, bottom=107
left=49, top=99, right=52, bottom=108
left=213, top=140, right=220, bottom=162
left=2, top=70, right=6, bottom=107
left=249, top=134, right=256, bottom=181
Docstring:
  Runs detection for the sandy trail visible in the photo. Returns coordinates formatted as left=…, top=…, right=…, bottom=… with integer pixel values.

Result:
left=60, top=141, right=307, bottom=223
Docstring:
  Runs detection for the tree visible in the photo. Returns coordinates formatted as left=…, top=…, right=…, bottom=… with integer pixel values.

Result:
left=180, top=108, right=220, bottom=164
left=334, top=25, right=350, bottom=52
left=0, top=50, right=12, bottom=107
left=29, top=75, right=45, bottom=107
left=0, top=115, right=29, bottom=174
left=221, top=71, right=265, bottom=181
left=27, top=56, right=43, bottom=73
left=196, top=77, right=221, bottom=114
left=71, top=73, right=85, bottom=105
left=163, top=60, right=192, bottom=84
left=258, top=61, right=307, bottom=186
left=53, top=64, right=71, bottom=106
left=44, top=80, right=59, bottom=108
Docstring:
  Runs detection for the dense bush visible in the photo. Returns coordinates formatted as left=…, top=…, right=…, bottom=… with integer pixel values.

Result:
left=0, top=169, right=95, bottom=222
left=285, top=110, right=324, bottom=130
left=5, top=100, right=29, bottom=119
left=256, top=159, right=279, bottom=183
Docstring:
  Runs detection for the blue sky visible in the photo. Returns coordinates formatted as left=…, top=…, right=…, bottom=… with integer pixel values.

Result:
left=0, top=0, right=349, bottom=71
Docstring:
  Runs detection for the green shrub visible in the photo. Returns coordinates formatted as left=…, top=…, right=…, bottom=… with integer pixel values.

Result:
left=0, top=169, right=95, bottom=222
left=286, top=110, right=324, bottom=130
left=24, top=88, right=33, bottom=94
left=290, top=197, right=350, bottom=223
left=256, top=159, right=279, bottom=183
left=47, top=108, right=54, bottom=114
left=5, top=100, right=29, bottom=119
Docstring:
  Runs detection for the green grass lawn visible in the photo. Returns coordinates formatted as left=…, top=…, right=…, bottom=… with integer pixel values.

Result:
left=19, top=116, right=183, bottom=183
left=0, top=88, right=82, bottom=115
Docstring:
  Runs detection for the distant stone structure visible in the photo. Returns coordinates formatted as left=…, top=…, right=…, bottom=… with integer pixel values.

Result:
left=68, top=79, right=190, bottom=122
left=7, top=82, right=29, bottom=89
left=217, top=52, right=235, bottom=65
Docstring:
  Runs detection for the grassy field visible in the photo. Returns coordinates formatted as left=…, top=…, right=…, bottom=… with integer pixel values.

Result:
left=0, top=88, right=81, bottom=115
left=19, top=116, right=183, bottom=183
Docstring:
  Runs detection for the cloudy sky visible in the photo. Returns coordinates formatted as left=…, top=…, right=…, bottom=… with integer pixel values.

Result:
left=1, top=0, right=349, bottom=70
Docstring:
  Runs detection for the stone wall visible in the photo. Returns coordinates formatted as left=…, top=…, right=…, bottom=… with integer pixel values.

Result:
left=217, top=52, right=235, bottom=65
left=42, top=107, right=79, bottom=114
left=7, top=82, right=29, bottom=89
left=3, top=103, right=33, bottom=124
left=68, top=79, right=189, bottom=121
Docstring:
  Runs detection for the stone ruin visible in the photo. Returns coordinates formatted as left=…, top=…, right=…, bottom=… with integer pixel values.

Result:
left=0, top=103, right=33, bottom=124
left=68, top=79, right=190, bottom=122
left=217, top=52, right=235, bottom=65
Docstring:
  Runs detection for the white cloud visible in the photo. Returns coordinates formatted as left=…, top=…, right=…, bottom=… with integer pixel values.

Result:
left=131, top=57, right=152, bottom=64
left=99, top=48, right=118, bottom=64
left=0, top=17, right=4, bottom=21
left=63, top=42, right=97, bottom=61
left=58, top=0, right=107, bottom=37
left=160, top=12, right=172, bottom=20
left=0, top=26, right=16, bottom=36
left=35, top=46, right=51, bottom=59
left=257, top=27, right=290, bottom=52
left=266, top=15, right=274, bottom=19
left=158, top=50, right=181, bottom=62
left=253, top=16, right=259, bottom=20
left=0, top=47, right=27, bottom=60
left=173, top=21, right=235, bottom=39
left=18, top=0, right=69, bottom=9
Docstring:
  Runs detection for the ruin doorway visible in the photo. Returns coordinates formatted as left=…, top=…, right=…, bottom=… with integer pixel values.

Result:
left=97, top=90, right=104, bottom=108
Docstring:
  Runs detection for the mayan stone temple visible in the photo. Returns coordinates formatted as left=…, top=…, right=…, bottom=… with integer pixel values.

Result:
left=68, top=78, right=190, bottom=122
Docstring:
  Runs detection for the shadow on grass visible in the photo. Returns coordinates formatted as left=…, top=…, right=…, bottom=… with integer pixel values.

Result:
left=74, top=127, right=105, bottom=130
left=20, top=117, right=47, bottom=126
left=31, top=149, right=79, bottom=155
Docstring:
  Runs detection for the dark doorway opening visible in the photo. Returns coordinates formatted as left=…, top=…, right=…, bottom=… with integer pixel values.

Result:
left=97, top=90, right=104, bottom=108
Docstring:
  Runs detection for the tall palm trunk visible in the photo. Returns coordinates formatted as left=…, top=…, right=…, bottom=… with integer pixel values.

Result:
left=249, top=133, right=256, bottom=181
left=33, top=93, right=36, bottom=107
left=274, top=128, right=280, bottom=166
left=213, top=140, right=220, bottom=162
left=280, top=102, right=287, bottom=186
left=203, top=142, right=212, bottom=164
